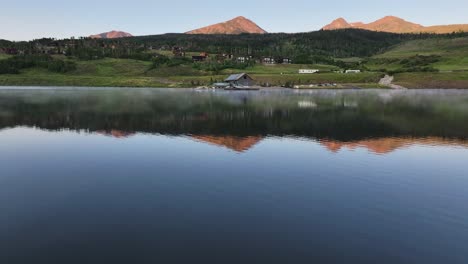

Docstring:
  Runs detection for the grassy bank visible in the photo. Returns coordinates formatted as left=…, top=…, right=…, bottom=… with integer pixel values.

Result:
left=0, top=54, right=11, bottom=60
left=169, top=72, right=382, bottom=87
left=0, top=56, right=466, bottom=88
left=368, top=37, right=468, bottom=72
left=0, top=58, right=383, bottom=88
left=0, top=74, right=175, bottom=88
left=394, top=72, right=468, bottom=88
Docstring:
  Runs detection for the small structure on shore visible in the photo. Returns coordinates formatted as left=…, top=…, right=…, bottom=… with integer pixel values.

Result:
left=224, top=73, right=255, bottom=87
left=345, top=69, right=361, bottom=73
left=299, top=69, right=319, bottom=74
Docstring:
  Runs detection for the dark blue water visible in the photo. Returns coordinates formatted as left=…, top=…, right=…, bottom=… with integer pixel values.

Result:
left=0, top=88, right=468, bottom=263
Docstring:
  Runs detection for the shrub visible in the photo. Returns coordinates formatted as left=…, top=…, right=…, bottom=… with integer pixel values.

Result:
left=0, top=55, right=76, bottom=74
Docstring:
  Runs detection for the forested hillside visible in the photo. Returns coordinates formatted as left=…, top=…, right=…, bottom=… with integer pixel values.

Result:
left=2, top=29, right=468, bottom=61
left=118, top=30, right=467, bottom=58
left=2, top=29, right=468, bottom=88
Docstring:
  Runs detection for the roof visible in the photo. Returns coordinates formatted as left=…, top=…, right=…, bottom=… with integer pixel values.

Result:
left=225, top=73, right=249, bottom=82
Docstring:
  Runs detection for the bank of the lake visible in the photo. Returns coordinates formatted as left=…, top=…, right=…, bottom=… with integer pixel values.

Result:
left=1, top=58, right=467, bottom=88
left=0, top=66, right=382, bottom=88
left=1, top=71, right=467, bottom=89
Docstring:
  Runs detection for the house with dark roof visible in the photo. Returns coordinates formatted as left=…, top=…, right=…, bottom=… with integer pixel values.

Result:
left=224, top=73, right=255, bottom=87
left=192, top=52, right=209, bottom=62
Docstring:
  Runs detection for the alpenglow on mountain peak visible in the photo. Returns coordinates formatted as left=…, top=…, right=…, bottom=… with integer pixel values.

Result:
left=186, top=16, right=267, bottom=35
left=322, top=16, right=468, bottom=34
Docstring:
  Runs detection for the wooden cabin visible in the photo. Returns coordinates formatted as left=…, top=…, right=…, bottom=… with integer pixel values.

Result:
left=224, top=73, right=255, bottom=87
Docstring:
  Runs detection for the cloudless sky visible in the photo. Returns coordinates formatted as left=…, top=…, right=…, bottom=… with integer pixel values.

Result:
left=1, top=0, right=468, bottom=41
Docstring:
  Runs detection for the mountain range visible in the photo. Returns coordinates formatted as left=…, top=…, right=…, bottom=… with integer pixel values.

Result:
left=322, top=16, right=468, bottom=34
left=89, top=16, right=468, bottom=38
left=89, top=17, right=266, bottom=38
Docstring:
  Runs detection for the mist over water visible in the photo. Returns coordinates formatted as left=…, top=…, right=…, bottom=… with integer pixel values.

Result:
left=1, top=87, right=468, bottom=264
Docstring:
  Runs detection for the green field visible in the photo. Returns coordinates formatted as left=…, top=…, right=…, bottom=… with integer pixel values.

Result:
left=0, top=54, right=11, bottom=60
left=394, top=72, right=468, bottom=88
left=0, top=73, right=174, bottom=88
left=169, top=72, right=382, bottom=87
left=369, top=37, right=468, bottom=71
left=1, top=41, right=468, bottom=88
left=223, top=64, right=339, bottom=75
left=0, top=58, right=382, bottom=88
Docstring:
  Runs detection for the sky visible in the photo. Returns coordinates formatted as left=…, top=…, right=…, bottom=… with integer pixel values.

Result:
left=1, top=0, right=468, bottom=41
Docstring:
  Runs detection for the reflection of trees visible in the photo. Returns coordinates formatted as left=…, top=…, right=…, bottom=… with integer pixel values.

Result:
left=0, top=90, right=468, bottom=141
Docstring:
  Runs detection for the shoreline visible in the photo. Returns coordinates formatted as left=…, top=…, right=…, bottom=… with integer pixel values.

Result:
left=0, top=72, right=467, bottom=89
left=1, top=85, right=467, bottom=90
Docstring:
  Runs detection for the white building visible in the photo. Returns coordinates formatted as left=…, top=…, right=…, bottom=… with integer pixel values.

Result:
left=237, top=57, right=247, bottom=63
left=345, top=70, right=361, bottom=73
left=263, top=57, right=275, bottom=64
left=299, top=69, right=320, bottom=74
left=282, top=58, right=292, bottom=64
left=237, top=56, right=252, bottom=63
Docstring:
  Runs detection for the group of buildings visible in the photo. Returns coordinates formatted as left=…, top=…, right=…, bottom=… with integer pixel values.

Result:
left=171, top=47, right=293, bottom=65
left=182, top=51, right=364, bottom=74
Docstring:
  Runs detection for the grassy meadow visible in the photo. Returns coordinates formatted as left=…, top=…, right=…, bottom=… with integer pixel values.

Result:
left=0, top=54, right=11, bottom=60
left=394, top=72, right=468, bottom=88
left=368, top=37, right=468, bottom=71
left=1, top=36, right=468, bottom=88
left=0, top=57, right=383, bottom=88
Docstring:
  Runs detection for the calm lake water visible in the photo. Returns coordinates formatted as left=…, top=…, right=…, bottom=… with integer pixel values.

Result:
left=1, top=87, right=468, bottom=264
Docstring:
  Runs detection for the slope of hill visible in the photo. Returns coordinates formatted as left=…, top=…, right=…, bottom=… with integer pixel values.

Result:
left=423, top=24, right=468, bottom=34
left=186, top=16, right=267, bottom=34
left=323, top=16, right=468, bottom=34
left=90, top=31, right=133, bottom=39
left=369, top=37, right=468, bottom=71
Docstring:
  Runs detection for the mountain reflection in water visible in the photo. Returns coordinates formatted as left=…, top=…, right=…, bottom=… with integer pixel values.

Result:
left=94, top=131, right=468, bottom=154
left=1, top=87, right=467, bottom=153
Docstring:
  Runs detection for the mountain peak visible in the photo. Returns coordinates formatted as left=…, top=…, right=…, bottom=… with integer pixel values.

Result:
left=233, top=16, right=248, bottom=20
left=382, top=15, right=401, bottom=20
left=89, top=31, right=133, bottom=39
left=366, top=16, right=423, bottom=32
left=186, top=16, right=267, bottom=35
left=323, top=18, right=351, bottom=30
left=322, top=16, right=432, bottom=33
left=375, top=16, right=413, bottom=24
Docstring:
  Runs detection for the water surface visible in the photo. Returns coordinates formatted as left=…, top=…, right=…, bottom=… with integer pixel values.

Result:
left=1, top=87, right=468, bottom=263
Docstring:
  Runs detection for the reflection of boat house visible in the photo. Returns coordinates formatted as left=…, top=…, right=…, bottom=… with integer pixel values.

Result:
left=224, top=73, right=255, bottom=87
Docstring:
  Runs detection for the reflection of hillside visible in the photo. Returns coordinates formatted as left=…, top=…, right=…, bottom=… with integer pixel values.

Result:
left=321, top=137, right=468, bottom=154
left=192, top=135, right=263, bottom=152
left=1, top=89, right=468, bottom=142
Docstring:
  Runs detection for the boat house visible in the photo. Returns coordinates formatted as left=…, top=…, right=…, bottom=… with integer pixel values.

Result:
left=224, top=73, right=255, bottom=87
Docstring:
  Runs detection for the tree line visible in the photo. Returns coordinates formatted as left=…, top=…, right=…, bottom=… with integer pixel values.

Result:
left=1, top=29, right=467, bottom=71
left=0, top=54, right=76, bottom=74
